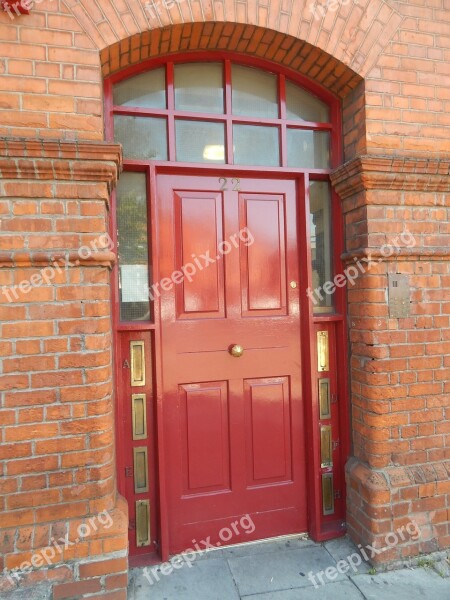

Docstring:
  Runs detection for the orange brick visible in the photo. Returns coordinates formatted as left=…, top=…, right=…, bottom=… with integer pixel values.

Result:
left=79, top=557, right=127, bottom=578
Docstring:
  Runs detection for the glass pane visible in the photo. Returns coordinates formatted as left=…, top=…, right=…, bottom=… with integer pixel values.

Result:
left=114, top=116, right=167, bottom=161
left=116, top=172, right=151, bottom=322
left=176, top=120, right=225, bottom=163
left=113, top=68, right=166, bottom=108
left=174, top=63, right=224, bottom=114
left=309, top=182, right=333, bottom=314
left=287, top=129, right=330, bottom=169
left=232, top=65, right=278, bottom=118
left=286, top=81, right=330, bottom=122
left=233, top=125, right=280, bottom=167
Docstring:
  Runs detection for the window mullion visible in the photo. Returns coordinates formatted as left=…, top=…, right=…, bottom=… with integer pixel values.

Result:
left=280, top=74, right=287, bottom=168
left=224, top=60, right=234, bottom=165
left=167, top=62, right=176, bottom=161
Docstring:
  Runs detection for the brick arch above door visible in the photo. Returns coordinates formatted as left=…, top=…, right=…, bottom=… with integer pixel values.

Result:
left=63, top=0, right=403, bottom=85
left=99, top=23, right=362, bottom=100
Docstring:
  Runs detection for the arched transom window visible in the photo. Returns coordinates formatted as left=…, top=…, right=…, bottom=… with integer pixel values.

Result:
left=111, top=60, right=333, bottom=169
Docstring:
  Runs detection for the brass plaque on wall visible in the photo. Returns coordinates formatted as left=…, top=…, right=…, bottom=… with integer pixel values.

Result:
left=320, top=425, right=333, bottom=468
left=322, top=473, right=334, bottom=515
left=133, top=446, right=149, bottom=493
left=130, top=341, right=145, bottom=387
left=136, top=499, right=151, bottom=547
left=317, top=331, right=329, bottom=372
left=318, top=378, right=331, bottom=419
left=388, top=274, right=410, bottom=318
left=132, top=394, right=147, bottom=440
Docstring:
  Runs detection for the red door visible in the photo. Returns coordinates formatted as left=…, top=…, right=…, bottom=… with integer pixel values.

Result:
left=157, top=173, right=307, bottom=553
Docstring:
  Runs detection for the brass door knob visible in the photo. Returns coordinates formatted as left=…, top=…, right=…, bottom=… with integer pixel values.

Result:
left=229, top=344, right=244, bottom=357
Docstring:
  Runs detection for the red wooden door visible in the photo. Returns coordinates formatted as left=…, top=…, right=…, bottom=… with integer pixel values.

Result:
left=157, top=173, right=307, bottom=554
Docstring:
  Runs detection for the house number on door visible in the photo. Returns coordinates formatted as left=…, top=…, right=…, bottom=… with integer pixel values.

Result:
left=219, top=177, right=241, bottom=191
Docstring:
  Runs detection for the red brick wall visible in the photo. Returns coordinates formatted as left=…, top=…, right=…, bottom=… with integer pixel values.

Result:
left=0, top=1, right=103, bottom=140
left=0, top=0, right=449, bottom=595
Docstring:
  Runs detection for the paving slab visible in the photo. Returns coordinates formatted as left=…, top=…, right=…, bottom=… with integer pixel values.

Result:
left=324, top=535, right=372, bottom=575
left=127, top=536, right=450, bottom=600
left=0, top=585, right=51, bottom=600
left=433, top=558, right=450, bottom=578
left=350, top=567, right=450, bottom=600
left=227, top=545, right=346, bottom=596
left=241, top=579, right=365, bottom=599
left=129, top=557, right=240, bottom=600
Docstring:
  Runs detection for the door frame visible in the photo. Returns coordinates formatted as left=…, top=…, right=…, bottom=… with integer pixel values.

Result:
left=112, top=161, right=349, bottom=562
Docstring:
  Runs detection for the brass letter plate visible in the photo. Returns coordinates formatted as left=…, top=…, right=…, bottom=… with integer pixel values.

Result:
left=130, top=341, right=145, bottom=387
left=136, top=500, right=151, bottom=547
left=318, top=378, right=331, bottom=419
left=322, top=473, right=334, bottom=515
left=320, top=425, right=333, bottom=468
left=132, top=394, right=147, bottom=440
left=317, top=331, right=329, bottom=372
left=133, top=446, right=149, bottom=494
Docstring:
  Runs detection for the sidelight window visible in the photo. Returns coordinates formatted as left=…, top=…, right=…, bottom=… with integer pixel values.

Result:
left=116, top=172, right=152, bottom=322
left=310, top=182, right=333, bottom=313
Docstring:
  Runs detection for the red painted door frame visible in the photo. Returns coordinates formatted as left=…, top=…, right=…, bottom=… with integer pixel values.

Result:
left=111, top=162, right=349, bottom=562
left=106, top=53, right=350, bottom=562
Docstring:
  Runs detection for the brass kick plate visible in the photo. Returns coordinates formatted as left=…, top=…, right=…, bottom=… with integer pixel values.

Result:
left=132, top=394, right=147, bottom=440
left=318, top=378, right=331, bottom=419
left=317, top=331, right=329, bottom=372
left=133, top=446, right=149, bottom=494
left=322, top=473, right=334, bottom=515
left=130, top=341, right=145, bottom=387
left=320, top=425, right=333, bottom=468
left=136, top=500, right=151, bottom=547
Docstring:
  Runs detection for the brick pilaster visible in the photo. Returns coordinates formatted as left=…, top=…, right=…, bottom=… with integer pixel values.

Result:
left=332, top=155, right=450, bottom=562
left=0, top=139, right=129, bottom=598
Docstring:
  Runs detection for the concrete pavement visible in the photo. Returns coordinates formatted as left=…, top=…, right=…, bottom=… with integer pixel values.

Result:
left=128, top=535, right=450, bottom=600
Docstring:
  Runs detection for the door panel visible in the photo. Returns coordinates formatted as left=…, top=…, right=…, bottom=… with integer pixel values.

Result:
left=157, top=174, right=306, bottom=554
left=179, top=381, right=231, bottom=494
left=174, top=191, right=225, bottom=318
left=240, top=194, right=287, bottom=315
left=244, top=377, right=292, bottom=484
